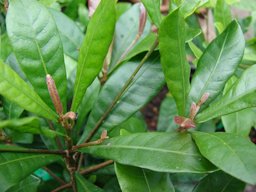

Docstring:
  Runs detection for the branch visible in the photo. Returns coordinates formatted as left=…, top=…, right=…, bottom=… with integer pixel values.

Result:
left=51, top=183, right=72, bottom=192
left=43, top=167, right=66, bottom=185
left=0, top=148, right=66, bottom=155
left=80, top=160, right=114, bottom=175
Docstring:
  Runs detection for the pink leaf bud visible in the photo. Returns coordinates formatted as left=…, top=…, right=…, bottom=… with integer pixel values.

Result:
left=139, top=3, right=147, bottom=36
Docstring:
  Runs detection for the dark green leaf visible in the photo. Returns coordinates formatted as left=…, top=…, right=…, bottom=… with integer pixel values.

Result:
left=159, top=9, right=190, bottom=115
left=79, top=132, right=216, bottom=173
left=196, top=65, right=256, bottom=122
left=188, top=21, right=245, bottom=109
left=76, top=173, right=103, bottom=192
left=6, top=175, right=40, bottom=192
left=3, top=98, right=24, bottom=119
left=0, top=60, right=57, bottom=121
left=193, top=171, right=246, bottom=192
left=71, top=0, right=116, bottom=111
left=192, top=132, right=256, bottom=184
left=0, top=145, right=61, bottom=191
left=140, top=0, right=162, bottom=28
left=214, top=0, right=232, bottom=33
left=7, top=0, right=67, bottom=110
left=0, top=34, right=12, bottom=61
left=78, top=53, right=164, bottom=143
left=157, top=95, right=178, bottom=132
left=115, top=163, right=175, bottom=192
left=49, top=8, right=84, bottom=60
left=110, top=3, right=151, bottom=70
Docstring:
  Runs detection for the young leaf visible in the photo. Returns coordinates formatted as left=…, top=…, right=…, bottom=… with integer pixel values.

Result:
left=0, top=145, right=61, bottom=191
left=79, top=132, right=216, bottom=173
left=71, top=0, right=116, bottom=112
left=196, top=65, right=256, bottom=122
left=0, top=60, right=57, bottom=121
left=214, top=0, right=232, bottom=33
left=159, top=9, right=190, bottom=116
left=188, top=21, right=245, bottom=109
left=140, top=0, right=162, bottom=28
left=78, top=54, right=164, bottom=143
left=193, top=171, right=246, bottom=192
left=76, top=173, right=103, bottom=192
left=6, top=0, right=67, bottom=110
left=49, top=8, right=83, bottom=60
left=115, top=163, right=174, bottom=192
left=192, top=132, right=256, bottom=185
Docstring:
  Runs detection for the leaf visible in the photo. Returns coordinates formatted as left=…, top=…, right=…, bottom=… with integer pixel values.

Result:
left=180, top=0, right=201, bottom=18
left=116, top=2, right=132, bottom=20
left=214, top=0, right=232, bottom=33
left=3, top=98, right=24, bottom=119
left=159, top=9, right=190, bottom=115
left=192, top=132, right=256, bottom=185
left=157, top=95, right=178, bottom=132
left=193, top=171, right=246, bottom=192
left=0, top=117, right=62, bottom=137
left=110, top=3, right=151, bottom=70
left=79, top=132, right=216, bottom=173
left=140, top=0, right=162, bottom=28
left=6, top=0, right=67, bottom=110
left=188, top=21, right=245, bottom=110
left=0, top=145, right=61, bottom=191
left=6, top=175, right=40, bottom=192
left=115, top=163, right=175, bottom=192
left=0, top=60, right=57, bottom=121
left=76, top=173, right=103, bottom=192
left=78, top=53, right=165, bottom=143
left=71, top=0, right=116, bottom=112
left=196, top=65, right=256, bottom=123
left=49, top=8, right=84, bottom=60
left=0, top=34, right=12, bottom=61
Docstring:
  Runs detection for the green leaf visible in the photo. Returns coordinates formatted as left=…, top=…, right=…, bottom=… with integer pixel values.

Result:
left=116, top=2, right=132, bottom=20
left=140, top=0, right=162, bottom=28
left=115, top=163, right=175, bottom=192
left=196, top=65, right=256, bottom=122
left=159, top=9, right=190, bottom=115
left=76, top=173, right=103, bottom=192
left=214, top=0, right=232, bottom=33
left=0, top=60, right=57, bottom=121
left=0, top=117, right=62, bottom=137
left=3, top=98, right=24, bottom=119
left=6, top=175, right=40, bottom=192
left=78, top=53, right=164, bottom=143
left=157, top=95, right=178, bottom=132
left=71, top=0, right=116, bottom=112
left=180, top=0, right=201, bottom=18
left=0, top=34, right=12, bottom=61
left=193, top=171, right=246, bottom=192
left=49, top=8, right=84, bottom=60
left=6, top=0, right=67, bottom=110
left=0, top=145, right=61, bottom=191
left=79, top=132, right=216, bottom=173
left=192, top=132, right=256, bottom=185
left=110, top=3, right=151, bottom=70
left=188, top=21, right=245, bottom=109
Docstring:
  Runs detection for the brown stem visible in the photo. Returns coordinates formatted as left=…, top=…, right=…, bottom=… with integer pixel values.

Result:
left=47, top=120, right=63, bottom=150
left=0, top=148, right=66, bottom=155
left=73, top=138, right=106, bottom=150
left=51, top=183, right=72, bottom=192
left=80, top=160, right=114, bottom=175
left=43, top=167, right=66, bottom=185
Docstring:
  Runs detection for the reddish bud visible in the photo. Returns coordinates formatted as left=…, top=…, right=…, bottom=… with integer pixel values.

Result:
left=46, top=74, right=63, bottom=115
left=88, top=0, right=101, bottom=17
left=174, top=116, right=196, bottom=129
left=62, top=111, right=77, bottom=121
left=189, top=102, right=200, bottom=120
left=139, top=3, right=147, bottom=36
left=198, top=92, right=210, bottom=106
left=100, top=129, right=109, bottom=140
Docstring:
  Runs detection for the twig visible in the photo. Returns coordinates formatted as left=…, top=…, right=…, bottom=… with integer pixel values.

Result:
left=0, top=148, right=66, bottom=155
left=83, top=38, right=159, bottom=143
left=51, top=183, right=72, bottom=192
left=80, top=160, right=114, bottom=175
left=43, top=167, right=66, bottom=185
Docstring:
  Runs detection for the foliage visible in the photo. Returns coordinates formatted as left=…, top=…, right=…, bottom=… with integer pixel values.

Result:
left=0, top=0, right=256, bottom=191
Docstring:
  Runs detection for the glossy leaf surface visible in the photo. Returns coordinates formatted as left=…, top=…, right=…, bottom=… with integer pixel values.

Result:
left=71, top=0, right=116, bottom=111
left=7, top=0, right=67, bottom=110
left=188, top=21, right=244, bottom=109
left=214, top=0, right=232, bottom=33
left=0, top=145, right=61, bottom=191
left=140, top=0, right=162, bottom=27
left=196, top=65, right=256, bottom=122
left=159, top=9, right=190, bottom=115
left=0, top=60, right=57, bottom=121
left=80, top=132, right=216, bottom=173
left=78, top=54, right=164, bottom=143
left=49, top=8, right=83, bottom=60
left=76, top=173, right=103, bottom=192
left=115, top=163, right=175, bottom=192
left=192, top=132, right=256, bottom=184
left=6, top=175, right=40, bottom=192
left=193, top=171, right=246, bottom=192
